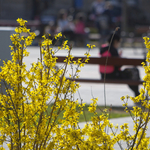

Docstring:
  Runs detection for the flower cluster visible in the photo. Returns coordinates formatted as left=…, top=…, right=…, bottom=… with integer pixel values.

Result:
left=0, top=18, right=150, bottom=150
left=0, top=18, right=94, bottom=150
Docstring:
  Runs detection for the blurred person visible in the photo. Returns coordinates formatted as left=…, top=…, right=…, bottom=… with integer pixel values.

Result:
left=56, top=9, right=75, bottom=41
left=75, top=14, right=85, bottom=34
left=90, top=0, right=110, bottom=43
left=42, top=0, right=49, bottom=9
left=74, top=12, right=89, bottom=47
left=31, top=0, right=41, bottom=20
left=99, top=33, right=140, bottom=97
left=44, top=21, right=57, bottom=44
left=90, top=0, right=105, bottom=21
left=73, top=0, right=83, bottom=16
left=103, top=2, right=114, bottom=31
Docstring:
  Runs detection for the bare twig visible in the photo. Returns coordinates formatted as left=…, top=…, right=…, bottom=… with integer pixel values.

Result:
left=103, top=27, right=120, bottom=108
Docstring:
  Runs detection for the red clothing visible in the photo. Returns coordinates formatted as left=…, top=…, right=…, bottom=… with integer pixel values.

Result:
left=75, top=21, right=85, bottom=34
left=99, top=50, right=114, bottom=73
left=99, top=44, right=120, bottom=74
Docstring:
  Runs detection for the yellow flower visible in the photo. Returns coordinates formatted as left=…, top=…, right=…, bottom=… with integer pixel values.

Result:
left=91, top=44, right=96, bottom=49
left=1, top=18, right=150, bottom=150
left=87, top=44, right=91, bottom=48
left=16, top=18, right=27, bottom=26
left=86, top=44, right=96, bottom=49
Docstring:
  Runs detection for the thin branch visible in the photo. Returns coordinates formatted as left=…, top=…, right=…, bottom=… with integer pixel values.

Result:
left=103, top=27, right=120, bottom=108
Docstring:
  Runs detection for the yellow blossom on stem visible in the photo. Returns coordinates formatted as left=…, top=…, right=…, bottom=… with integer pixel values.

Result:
left=1, top=18, right=150, bottom=150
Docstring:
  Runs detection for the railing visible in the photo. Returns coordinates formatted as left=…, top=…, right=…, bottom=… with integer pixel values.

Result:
left=56, top=56, right=144, bottom=85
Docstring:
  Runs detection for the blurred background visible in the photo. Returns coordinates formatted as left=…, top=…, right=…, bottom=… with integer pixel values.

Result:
left=0, top=0, right=148, bottom=106
left=0, top=0, right=149, bottom=47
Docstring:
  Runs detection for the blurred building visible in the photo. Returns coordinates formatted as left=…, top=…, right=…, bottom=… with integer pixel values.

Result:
left=0, top=0, right=144, bottom=20
left=0, top=0, right=149, bottom=33
left=0, top=0, right=32, bottom=20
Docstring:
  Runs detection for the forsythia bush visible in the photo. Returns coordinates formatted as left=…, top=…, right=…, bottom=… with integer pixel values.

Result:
left=0, top=18, right=149, bottom=150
